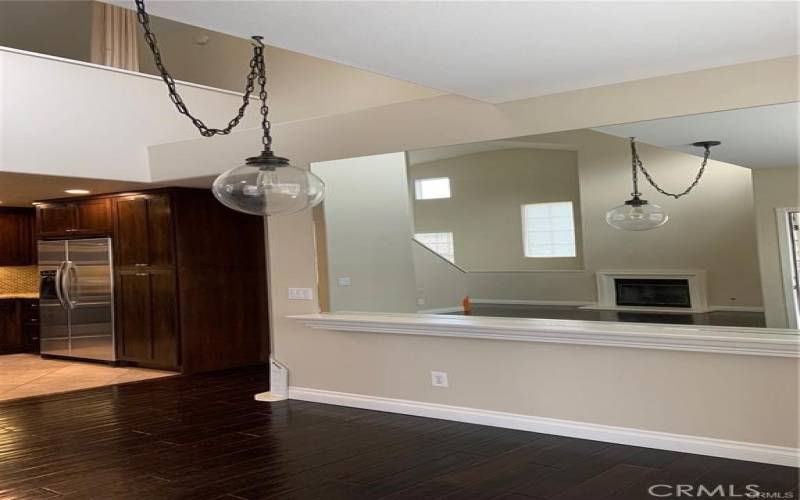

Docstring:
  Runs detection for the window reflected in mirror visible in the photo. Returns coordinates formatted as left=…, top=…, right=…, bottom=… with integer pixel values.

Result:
left=311, top=103, right=799, bottom=332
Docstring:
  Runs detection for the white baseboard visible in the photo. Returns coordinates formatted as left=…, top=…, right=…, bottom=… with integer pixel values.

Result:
left=289, top=386, right=799, bottom=467
left=709, top=306, right=765, bottom=313
left=418, top=306, right=463, bottom=314
left=471, top=299, right=594, bottom=306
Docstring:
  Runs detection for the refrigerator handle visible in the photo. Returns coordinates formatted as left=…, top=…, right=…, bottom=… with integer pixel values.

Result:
left=54, top=261, right=67, bottom=309
left=61, top=260, right=77, bottom=310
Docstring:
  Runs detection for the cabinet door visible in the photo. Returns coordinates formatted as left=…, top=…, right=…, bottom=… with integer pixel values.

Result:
left=75, top=199, right=112, bottom=235
left=0, top=300, right=22, bottom=354
left=115, top=195, right=173, bottom=268
left=117, top=270, right=151, bottom=361
left=116, top=270, right=178, bottom=369
left=0, top=209, right=34, bottom=265
left=36, top=203, right=76, bottom=238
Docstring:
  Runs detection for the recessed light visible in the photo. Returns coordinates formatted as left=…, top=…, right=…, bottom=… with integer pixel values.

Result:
left=64, top=189, right=91, bottom=195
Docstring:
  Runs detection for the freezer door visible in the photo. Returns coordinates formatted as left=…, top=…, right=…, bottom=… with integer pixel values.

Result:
left=38, top=241, right=69, bottom=356
left=64, top=238, right=115, bottom=361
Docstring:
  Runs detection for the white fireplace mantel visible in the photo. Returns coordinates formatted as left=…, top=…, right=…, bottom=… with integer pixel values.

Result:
left=581, top=269, right=709, bottom=313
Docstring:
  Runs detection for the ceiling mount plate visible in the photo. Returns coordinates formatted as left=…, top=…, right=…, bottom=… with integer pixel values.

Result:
left=692, top=140, right=722, bottom=148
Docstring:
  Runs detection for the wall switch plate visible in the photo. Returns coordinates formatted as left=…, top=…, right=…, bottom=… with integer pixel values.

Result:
left=431, top=371, right=449, bottom=388
left=336, top=277, right=352, bottom=287
left=288, top=288, right=314, bottom=300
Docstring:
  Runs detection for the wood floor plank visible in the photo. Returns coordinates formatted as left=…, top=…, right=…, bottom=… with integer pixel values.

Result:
left=0, top=365, right=794, bottom=500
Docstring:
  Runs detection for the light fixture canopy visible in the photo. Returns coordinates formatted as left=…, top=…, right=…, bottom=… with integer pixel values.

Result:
left=606, top=138, right=719, bottom=231
left=135, top=0, right=324, bottom=216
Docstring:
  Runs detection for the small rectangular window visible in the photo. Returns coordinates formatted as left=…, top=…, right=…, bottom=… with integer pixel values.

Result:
left=522, top=202, right=576, bottom=258
left=415, top=232, right=455, bottom=263
left=414, top=177, right=451, bottom=200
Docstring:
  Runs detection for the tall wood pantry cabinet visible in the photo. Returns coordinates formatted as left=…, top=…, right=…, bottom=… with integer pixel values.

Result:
left=35, top=188, right=268, bottom=374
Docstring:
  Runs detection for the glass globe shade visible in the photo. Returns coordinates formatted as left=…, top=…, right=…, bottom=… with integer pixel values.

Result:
left=605, top=199, right=668, bottom=231
left=213, top=162, right=325, bottom=216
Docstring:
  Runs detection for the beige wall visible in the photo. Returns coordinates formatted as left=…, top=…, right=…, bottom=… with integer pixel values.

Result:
left=753, top=167, right=800, bottom=328
left=265, top=57, right=799, bottom=449
left=313, top=153, right=418, bottom=313
left=0, top=1, right=93, bottom=62
left=409, top=148, right=584, bottom=271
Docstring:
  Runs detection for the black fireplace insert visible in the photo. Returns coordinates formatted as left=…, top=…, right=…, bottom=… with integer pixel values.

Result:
left=614, top=278, right=691, bottom=308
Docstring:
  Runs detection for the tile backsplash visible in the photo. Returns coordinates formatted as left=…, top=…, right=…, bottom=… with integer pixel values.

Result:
left=0, top=266, right=39, bottom=294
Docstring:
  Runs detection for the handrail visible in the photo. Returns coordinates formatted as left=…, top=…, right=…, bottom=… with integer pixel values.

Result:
left=412, top=238, right=467, bottom=273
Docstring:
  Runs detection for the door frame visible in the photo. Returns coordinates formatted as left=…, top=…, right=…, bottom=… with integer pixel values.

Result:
left=775, top=207, right=799, bottom=329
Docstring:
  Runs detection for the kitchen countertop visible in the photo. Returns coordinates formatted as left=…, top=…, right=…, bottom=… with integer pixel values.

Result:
left=0, top=293, right=39, bottom=300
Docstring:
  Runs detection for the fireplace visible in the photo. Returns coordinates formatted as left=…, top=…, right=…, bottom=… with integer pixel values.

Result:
left=614, top=278, right=691, bottom=308
left=583, top=270, right=710, bottom=313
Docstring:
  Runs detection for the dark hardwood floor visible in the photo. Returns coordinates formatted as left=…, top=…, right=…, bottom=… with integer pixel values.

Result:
left=0, top=366, right=796, bottom=499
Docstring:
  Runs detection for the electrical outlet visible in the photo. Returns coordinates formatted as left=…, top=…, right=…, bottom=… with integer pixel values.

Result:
left=431, top=371, right=449, bottom=388
left=417, top=298, right=426, bottom=306
left=288, top=288, right=313, bottom=300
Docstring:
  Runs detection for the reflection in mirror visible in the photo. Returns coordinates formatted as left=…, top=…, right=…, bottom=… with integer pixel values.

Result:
left=311, top=103, right=799, bottom=331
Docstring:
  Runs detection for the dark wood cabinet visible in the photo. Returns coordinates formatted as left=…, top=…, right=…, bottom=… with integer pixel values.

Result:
left=0, top=300, right=22, bottom=354
left=116, top=269, right=178, bottom=369
left=36, top=202, right=75, bottom=237
left=36, top=199, right=111, bottom=238
left=75, top=199, right=112, bottom=234
left=19, top=299, right=40, bottom=353
left=0, top=299, right=38, bottom=354
left=114, top=194, right=172, bottom=268
left=34, top=188, right=268, bottom=374
left=0, top=208, right=34, bottom=266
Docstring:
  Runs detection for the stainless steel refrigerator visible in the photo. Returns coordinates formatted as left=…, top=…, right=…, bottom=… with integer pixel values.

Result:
left=38, top=238, right=116, bottom=362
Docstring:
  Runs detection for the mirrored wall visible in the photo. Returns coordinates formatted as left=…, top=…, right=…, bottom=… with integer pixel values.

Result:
left=312, top=103, right=800, bottom=331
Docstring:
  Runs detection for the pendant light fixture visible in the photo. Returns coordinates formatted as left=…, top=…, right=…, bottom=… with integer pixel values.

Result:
left=134, top=0, right=325, bottom=216
left=606, top=138, right=720, bottom=231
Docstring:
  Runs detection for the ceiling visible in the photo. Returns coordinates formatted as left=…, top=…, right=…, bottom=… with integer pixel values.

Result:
left=112, top=1, right=797, bottom=103
left=0, top=172, right=208, bottom=207
left=595, top=103, right=799, bottom=170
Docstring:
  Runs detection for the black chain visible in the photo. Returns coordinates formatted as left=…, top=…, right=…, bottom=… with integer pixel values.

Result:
left=134, top=0, right=271, bottom=147
left=630, top=138, right=710, bottom=199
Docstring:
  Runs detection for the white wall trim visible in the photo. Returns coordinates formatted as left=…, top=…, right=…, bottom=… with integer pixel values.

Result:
left=418, top=306, right=463, bottom=314
left=709, top=306, right=766, bottom=313
left=288, top=386, right=799, bottom=467
left=291, top=313, right=800, bottom=358
left=471, top=299, right=594, bottom=306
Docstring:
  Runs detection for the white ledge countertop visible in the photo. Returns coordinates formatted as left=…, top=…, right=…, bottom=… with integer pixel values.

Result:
left=290, top=312, right=800, bottom=358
